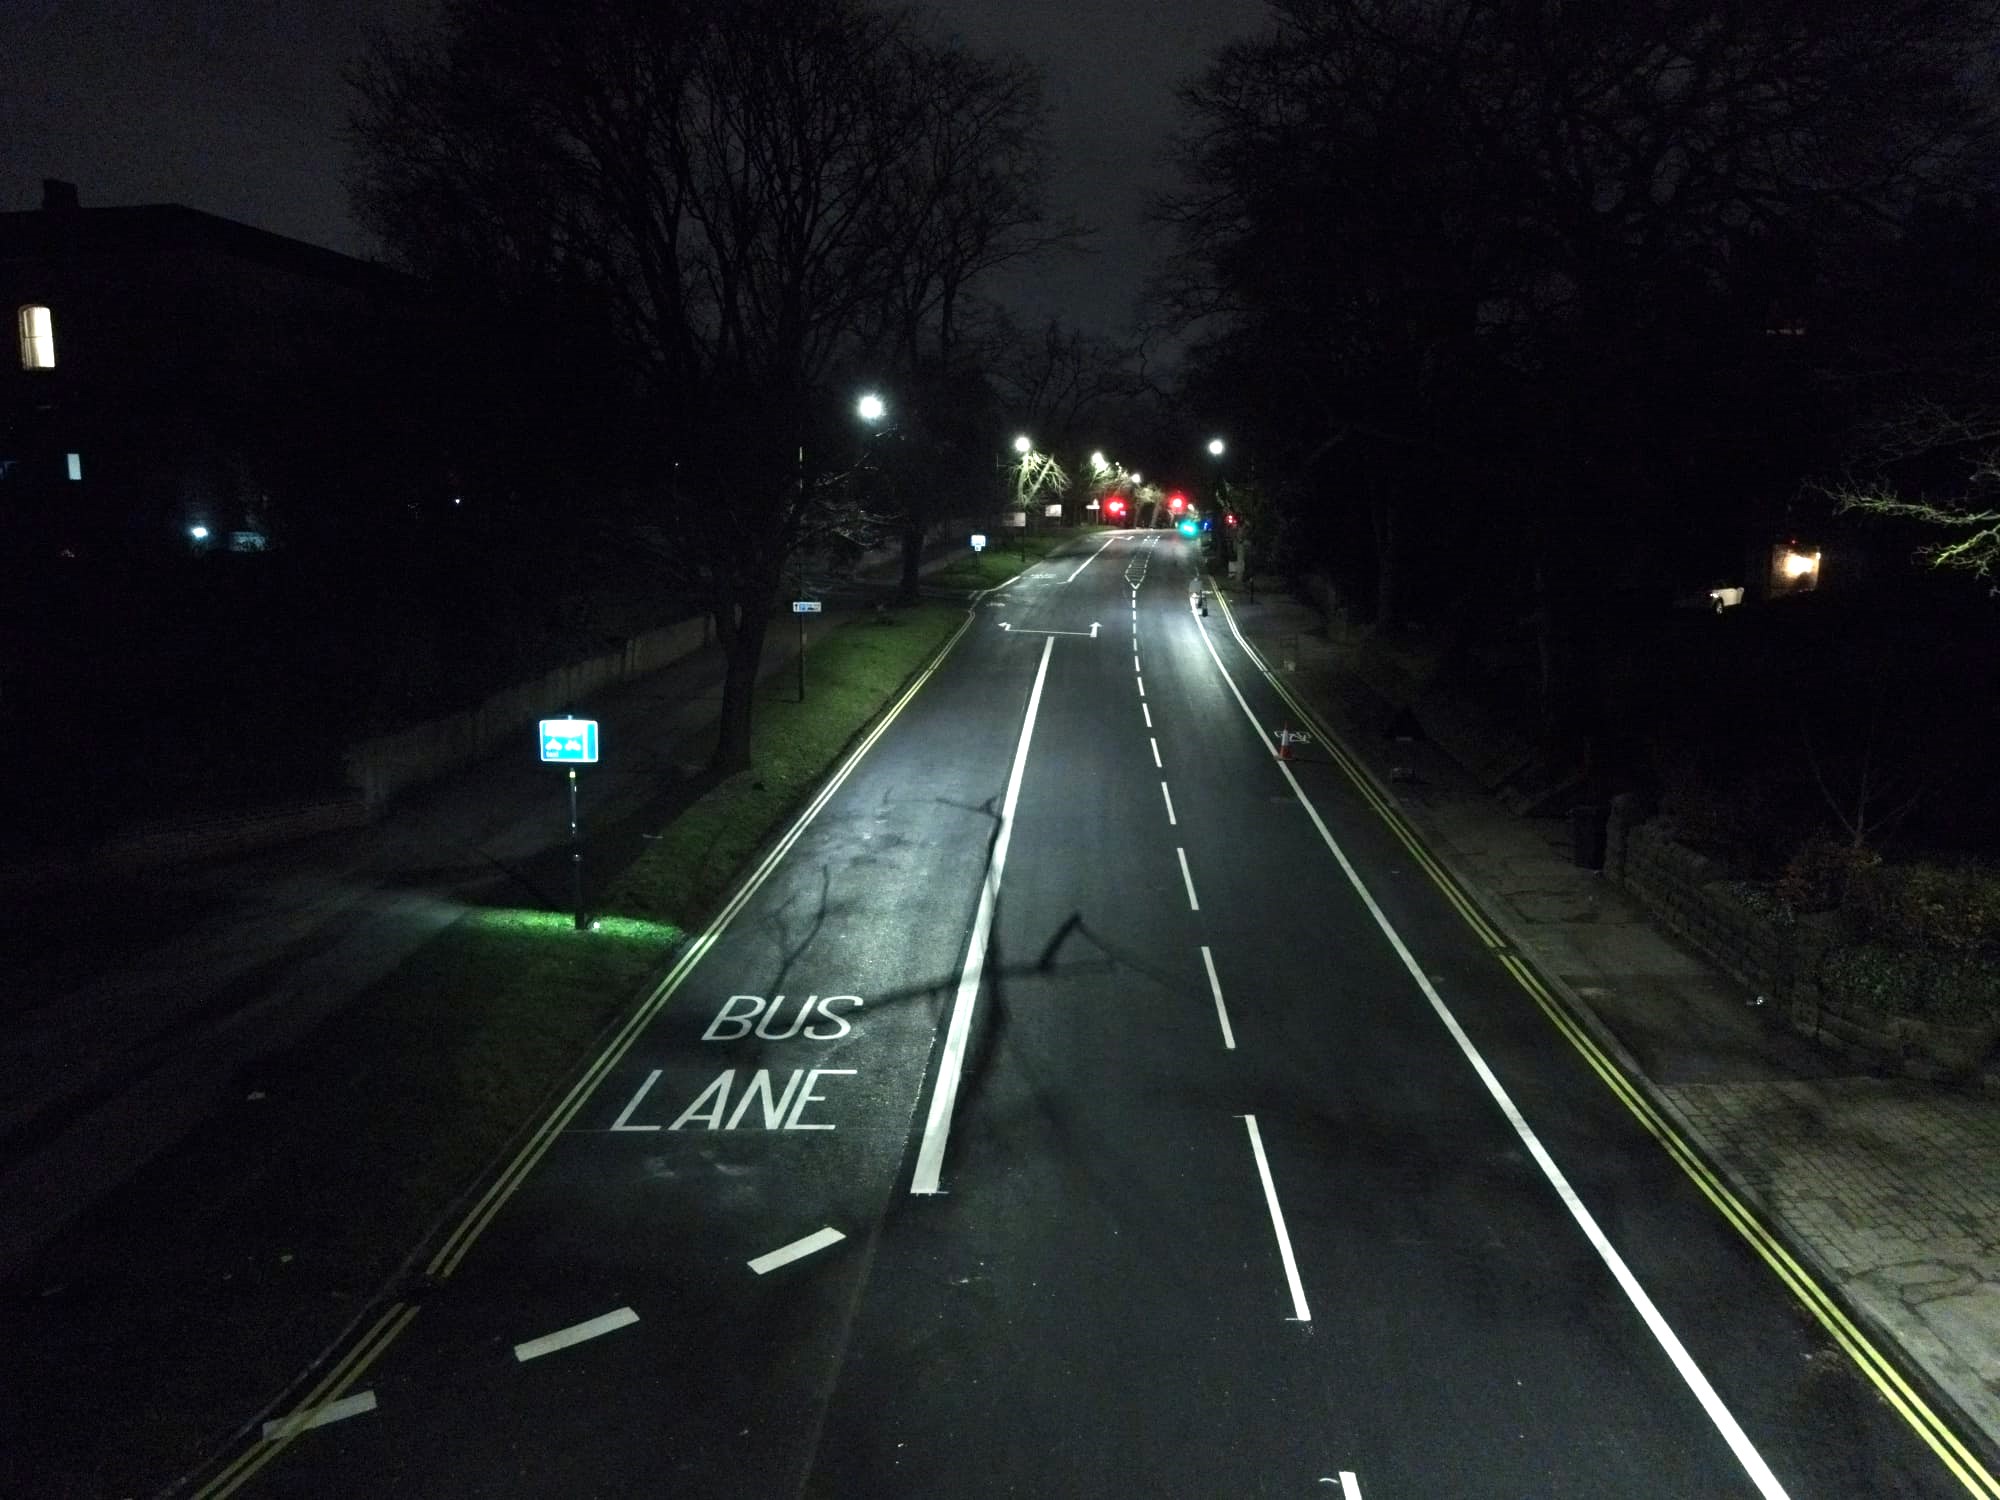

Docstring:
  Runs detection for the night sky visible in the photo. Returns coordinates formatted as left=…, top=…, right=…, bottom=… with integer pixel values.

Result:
left=0, top=0, right=1268, bottom=338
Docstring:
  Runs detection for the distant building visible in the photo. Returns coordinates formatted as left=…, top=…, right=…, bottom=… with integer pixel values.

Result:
left=0, top=179, right=433, bottom=566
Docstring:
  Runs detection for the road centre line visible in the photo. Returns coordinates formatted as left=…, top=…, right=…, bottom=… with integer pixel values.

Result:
left=1065, top=533, right=1119, bottom=582
left=1150, top=737, right=1162, bottom=768
left=1161, top=781, right=1177, bottom=825
left=1142, top=702, right=1152, bottom=728
left=749, top=1226, right=846, bottom=1275
left=1134, top=653, right=1141, bottom=672
left=260, top=1391, right=376, bottom=1442
left=1201, top=945, right=1236, bottom=1049
left=912, top=634, right=1055, bottom=1195
left=1241, top=1115, right=1310, bottom=1320
left=513, top=1307, right=639, bottom=1363
left=1176, top=847, right=1200, bottom=911
left=1188, top=612, right=1792, bottom=1500
left=1137, top=676, right=1145, bottom=698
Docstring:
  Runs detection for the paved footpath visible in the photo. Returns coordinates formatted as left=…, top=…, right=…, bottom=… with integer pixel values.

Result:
left=1216, top=574, right=2000, bottom=1464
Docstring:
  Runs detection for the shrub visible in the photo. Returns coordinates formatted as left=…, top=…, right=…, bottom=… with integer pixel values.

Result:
left=1776, top=837, right=1881, bottom=915
left=1846, top=860, right=2000, bottom=953
left=1818, top=943, right=2000, bottom=1026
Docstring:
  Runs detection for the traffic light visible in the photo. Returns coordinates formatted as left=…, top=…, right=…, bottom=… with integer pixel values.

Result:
left=1167, top=492, right=1186, bottom=513
left=1177, top=518, right=1198, bottom=537
left=1107, top=497, right=1126, bottom=516
left=1225, top=512, right=1238, bottom=527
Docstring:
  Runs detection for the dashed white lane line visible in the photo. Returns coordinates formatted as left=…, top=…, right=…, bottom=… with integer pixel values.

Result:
left=748, top=1226, right=846, bottom=1275
left=1176, top=847, right=1200, bottom=910
left=1191, top=601, right=1793, bottom=1500
left=261, top=1391, right=376, bottom=1442
left=1142, top=702, right=1153, bottom=728
left=1242, top=1115, right=1310, bottom=1321
left=513, top=1307, right=639, bottom=1363
left=1201, top=945, right=1236, bottom=1049
left=1160, top=781, right=1176, bottom=825
left=1150, top=737, right=1162, bottom=768
left=1133, top=653, right=1142, bottom=673
left=1137, top=676, right=1146, bottom=698
left=1318, top=1476, right=1364, bottom=1498
left=912, top=635, right=1056, bottom=1195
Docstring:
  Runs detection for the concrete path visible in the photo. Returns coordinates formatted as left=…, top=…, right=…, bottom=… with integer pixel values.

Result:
left=1215, top=574, right=2000, bottom=1467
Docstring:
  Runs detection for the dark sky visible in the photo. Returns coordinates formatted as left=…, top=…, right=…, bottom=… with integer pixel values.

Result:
left=1, top=0, right=1267, bottom=337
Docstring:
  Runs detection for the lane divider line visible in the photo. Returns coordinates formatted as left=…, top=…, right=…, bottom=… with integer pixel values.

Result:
left=427, top=607, right=983, bottom=1281
left=1150, top=737, right=1162, bottom=768
left=1201, top=946, right=1236, bottom=1050
left=911, top=634, right=1055, bottom=1195
left=748, top=1226, right=847, bottom=1275
left=514, top=1307, right=639, bottom=1363
left=259, top=1390, right=376, bottom=1443
left=1137, top=676, right=1146, bottom=698
left=1142, top=702, right=1152, bottom=728
left=1161, top=781, right=1177, bottom=826
left=1193, top=601, right=1789, bottom=1500
left=1176, top=847, right=1201, bottom=911
left=1064, top=533, right=1119, bottom=583
left=1204, top=589, right=2000, bottom=1500
left=1241, top=1115, right=1309, bottom=1321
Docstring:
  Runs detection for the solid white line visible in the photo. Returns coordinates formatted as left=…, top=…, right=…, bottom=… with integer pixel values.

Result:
left=1150, top=737, right=1162, bottom=768
left=261, top=1390, right=376, bottom=1441
left=1242, top=1115, right=1310, bottom=1320
left=513, top=1307, right=639, bottom=1363
left=1201, top=945, right=1236, bottom=1049
left=748, top=1226, right=846, bottom=1275
left=1160, top=781, right=1176, bottom=825
left=1190, top=610, right=1792, bottom=1500
left=1176, top=847, right=1200, bottom=910
left=1065, top=534, right=1118, bottom=582
left=912, top=635, right=1055, bottom=1195
left=1142, top=702, right=1152, bottom=728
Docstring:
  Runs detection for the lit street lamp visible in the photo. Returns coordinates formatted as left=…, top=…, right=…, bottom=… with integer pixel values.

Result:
left=1207, top=436, right=1226, bottom=457
left=1013, top=433, right=1033, bottom=455
left=858, top=393, right=886, bottom=423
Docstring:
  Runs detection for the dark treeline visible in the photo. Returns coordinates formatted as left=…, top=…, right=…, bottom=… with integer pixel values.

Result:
left=1155, top=0, right=2000, bottom=809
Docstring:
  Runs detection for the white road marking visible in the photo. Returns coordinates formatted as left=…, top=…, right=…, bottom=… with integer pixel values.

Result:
left=1201, top=945, right=1236, bottom=1049
left=608, top=1068, right=663, bottom=1131
left=261, top=1391, right=376, bottom=1442
left=1160, top=781, right=1176, bottom=825
left=748, top=1226, right=846, bottom=1275
left=1242, top=1115, right=1310, bottom=1320
left=1065, top=534, right=1119, bottom=582
left=1133, top=653, right=1141, bottom=673
left=1142, top=702, right=1152, bottom=728
left=513, top=1307, right=640, bottom=1363
left=912, top=635, right=1055, bottom=1195
left=1137, top=676, right=1145, bottom=698
left=1192, top=606, right=1793, bottom=1500
left=1342, top=1474, right=1363, bottom=1499
left=1150, top=737, right=1162, bottom=768
left=1176, top=847, right=1200, bottom=910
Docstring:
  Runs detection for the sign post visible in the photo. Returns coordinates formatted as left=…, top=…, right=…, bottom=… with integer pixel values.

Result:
left=539, top=718, right=599, bottom=929
left=792, top=599, right=822, bottom=703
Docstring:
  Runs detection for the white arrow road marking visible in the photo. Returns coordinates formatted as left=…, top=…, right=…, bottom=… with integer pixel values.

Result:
left=261, top=1391, right=376, bottom=1442
left=748, top=1226, right=846, bottom=1275
left=513, top=1307, right=639, bottom=1363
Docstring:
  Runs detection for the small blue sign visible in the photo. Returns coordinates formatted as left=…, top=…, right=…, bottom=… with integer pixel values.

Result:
left=539, top=718, right=600, bottom=763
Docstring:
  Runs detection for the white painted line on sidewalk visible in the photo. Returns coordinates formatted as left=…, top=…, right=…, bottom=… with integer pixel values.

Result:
left=261, top=1390, right=376, bottom=1442
left=1142, top=702, right=1153, bottom=728
left=1201, top=945, right=1236, bottom=1049
left=1150, top=737, right=1162, bottom=768
left=1190, top=613, right=1793, bottom=1500
left=1065, top=533, right=1119, bottom=582
left=748, top=1226, right=846, bottom=1275
left=1176, top=847, right=1200, bottom=911
left=513, top=1307, right=639, bottom=1363
left=912, top=635, right=1055, bottom=1196
left=1242, top=1115, right=1309, bottom=1321
left=1160, top=781, right=1177, bottom=825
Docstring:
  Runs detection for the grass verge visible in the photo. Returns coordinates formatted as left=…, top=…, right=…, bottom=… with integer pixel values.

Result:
left=5, top=595, right=977, bottom=1493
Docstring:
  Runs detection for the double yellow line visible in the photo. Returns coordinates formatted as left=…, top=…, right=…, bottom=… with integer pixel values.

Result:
left=1213, top=589, right=2000, bottom=1500
left=196, top=608, right=980, bottom=1498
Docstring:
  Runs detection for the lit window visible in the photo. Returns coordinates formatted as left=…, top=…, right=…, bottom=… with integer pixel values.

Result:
left=18, top=305, right=55, bottom=369
left=66, top=452, right=82, bottom=481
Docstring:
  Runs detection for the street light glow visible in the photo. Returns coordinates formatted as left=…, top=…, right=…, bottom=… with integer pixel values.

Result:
left=1013, top=434, right=1033, bottom=454
left=1090, top=451, right=1108, bottom=472
left=1208, top=437, right=1226, bottom=456
left=189, top=525, right=210, bottom=541
left=857, top=393, right=886, bottom=422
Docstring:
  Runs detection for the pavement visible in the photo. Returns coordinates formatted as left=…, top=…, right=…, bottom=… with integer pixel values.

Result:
left=1213, top=570, right=2000, bottom=1466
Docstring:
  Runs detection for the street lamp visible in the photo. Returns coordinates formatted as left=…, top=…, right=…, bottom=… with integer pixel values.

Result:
left=858, top=392, right=886, bottom=423
left=1089, top=450, right=1108, bottom=472
left=1207, top=437, right=1226, bottom=457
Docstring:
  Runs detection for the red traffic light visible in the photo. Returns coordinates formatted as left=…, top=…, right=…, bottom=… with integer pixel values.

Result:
left=1225, top=512, right=1238, bottom=526
left=1107, top=498, right=1126, bottom=515
left=1167, top=492, right=1186, bottom=512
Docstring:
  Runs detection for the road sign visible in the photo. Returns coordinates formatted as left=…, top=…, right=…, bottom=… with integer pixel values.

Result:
left=1004, top=511, right=1027, bottom=528
left=1044, top=503, right=1063, bottom=518
left=539, top=718, right=600, bottom=763
left=971, top=533, right=988, bottom=551
left=792, top=600, right=822, bottom=613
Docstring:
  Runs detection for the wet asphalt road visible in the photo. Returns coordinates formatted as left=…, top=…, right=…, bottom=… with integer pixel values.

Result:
left=226, top=532, right=1963, bottom=1499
